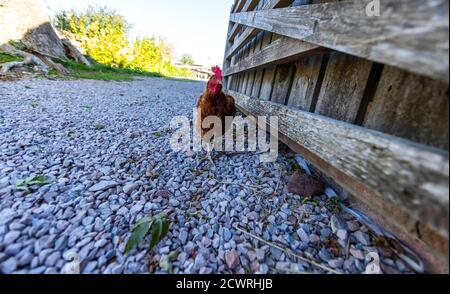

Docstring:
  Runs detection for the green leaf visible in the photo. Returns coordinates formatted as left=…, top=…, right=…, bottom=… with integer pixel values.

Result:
left=125, top=221, right=152, bottom=253
left=159, top=250, right=179, bottom=273
left=27, top=175, right=51, bottom=185
left=135, top=217, right=154, bottom=227
left=15, top=175, right=51, bottom=193
left=161, top=218, right=170, bottom=239
left=148, top=218, right=163, bottom=252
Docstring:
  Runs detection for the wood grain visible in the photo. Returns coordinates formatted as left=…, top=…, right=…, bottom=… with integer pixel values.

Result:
left=230, top=0, right=450, bottom=82
left=225, top=89, right=449, bottom=239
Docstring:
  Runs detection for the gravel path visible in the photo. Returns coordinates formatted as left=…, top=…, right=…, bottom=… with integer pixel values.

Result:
left=0, top=77, right=412, bottom=274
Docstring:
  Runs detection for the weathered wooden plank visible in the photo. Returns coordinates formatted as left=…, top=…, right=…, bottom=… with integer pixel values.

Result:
left=229, top=0, right=260, bottom=42
left=271, top=63, right=295, bottom=104
left=229, top=0, right=450, bottom=82
left=251, top=69, right=264, bottom=97
left=225, top=89, right=450, bottom=240
left=224, top=35, right=323, bottom=76
left=226, top=0, right=295, bottom=60
left=287, top=54, right=326, bottom=111
left=314, top=52, right=373, bottom=122
left=259, top=67, right=276, bottom=101
left=363, top=65, right=450, bottom=150
left=257, top=32, right=277, bottom=101
left=232, top=0, right=246, bottom=13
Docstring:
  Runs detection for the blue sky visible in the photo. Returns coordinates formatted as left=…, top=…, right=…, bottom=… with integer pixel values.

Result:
left=43, top=0, right=235, bottom=67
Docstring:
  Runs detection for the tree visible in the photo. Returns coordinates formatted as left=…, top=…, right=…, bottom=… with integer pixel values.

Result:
left=181, top=54, right=195, bottom=66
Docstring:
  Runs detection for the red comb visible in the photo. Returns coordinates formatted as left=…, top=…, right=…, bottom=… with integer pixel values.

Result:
left=212, top=66, right=222, bottom=80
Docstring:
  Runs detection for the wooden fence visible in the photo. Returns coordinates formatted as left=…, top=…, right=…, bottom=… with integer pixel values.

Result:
left=222, top=0, right=449, bottom=273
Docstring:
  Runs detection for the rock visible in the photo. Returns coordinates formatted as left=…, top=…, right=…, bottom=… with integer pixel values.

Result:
left=259, top=264, right=269, bottom=274
left=353, top=231, right=371, bottom=246
left=130, top=204, right=143, bottom=215
left=1, top=257, right=18, bottom=274
left=123, top=183, right=139, bottom=195
left=275, top=262, right=290, bottom=271
left=94, top=218, right=104, bottom=232
left=55, top=235, right=68, bottom=250
left=193, top=254, right=207, bottom=271
left=318, top=248, right=331, bottom=262
left=154, top=190, right=171, bottom=198
left=223, top=228, right=232, bottom=242
left=45, top=252, right=61, bottom=267
left=270, top=247, right=283, bottom=260
left=225, top=250, right=240, bottom=269
left=296, top=228, right=310, bottom=244
left=169, top=199, right=180, bottom=207
left=255, top=249, right=266, bottom=262
left=328, top=259, right=344, bottom=269
left=18, top=252, right=34, bottom=267
left=179, top=230, right=189, bottom=245
left=246, top=212, right=259, bottom=221
left=336, top=229, right=348, bottom=241
left=320, top=227, right=332, bottom=239
left=3, top=230, right=20, bottom=245
left=330, top=215, right=347, bottom=233
left=88, top=181, right=117, bottom=192
left=287, top=171, right=325, bottom=196
left=94, top=239, right=107, bottom=248
left=346, top=220, right=360, bottom=232
left=0, top=208, right=16, bottom=225
left=5, top=244, right=22, bottom=255
left=0, top=0, right=68, bottom=59
left=82, top=216, right=94, bottom=226
left=82, top=261, right=98, bottom=274
left=116, top=207, right=128, bottom=216
left=310, top=234, right=321, bottom=243
left=126, top=131, right=141, bottom=139
left=350, top=247, right=365, bottom=260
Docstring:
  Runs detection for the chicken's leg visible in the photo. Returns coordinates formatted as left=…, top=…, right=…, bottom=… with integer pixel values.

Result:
left=206, top=143, right=216, bottom=171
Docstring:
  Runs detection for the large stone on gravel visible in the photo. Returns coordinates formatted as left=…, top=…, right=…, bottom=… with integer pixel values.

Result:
left=89, top=181, right=118, bottom=192
left=0, top=0, right=67, bottom=58
left=287, top=171, right=325, bottom=196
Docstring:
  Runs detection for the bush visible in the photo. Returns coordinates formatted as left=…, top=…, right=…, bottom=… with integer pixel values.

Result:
left=181, top=54, right=195, bottom=66
left=54, top=7, right=193, bottom=78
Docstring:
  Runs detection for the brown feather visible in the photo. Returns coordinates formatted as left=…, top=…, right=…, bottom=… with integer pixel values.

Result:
left=196, top=88, right=236, bottom=140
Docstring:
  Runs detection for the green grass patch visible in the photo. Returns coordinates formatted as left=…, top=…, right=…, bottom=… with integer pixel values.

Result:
left=16, top=175, right=52, bottom=193
left=0, top=51, right=22, bottom=63
left=72, top=71, right=134, bottom=81
left=95, top=124, right=106, bottom=130
left=61, top=59, right=162, bottom=81
left=164, top=77, right=202, bottom=83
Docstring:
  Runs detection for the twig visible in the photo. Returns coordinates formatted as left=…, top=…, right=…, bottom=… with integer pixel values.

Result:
left=236, top=227, right=342, bottom=275
left=218, top=181, right=260, bottom=190
left=345, top=237, right=351, bottom=260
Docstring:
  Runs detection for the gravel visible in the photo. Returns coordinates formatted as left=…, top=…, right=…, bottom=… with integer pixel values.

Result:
left=0, top=78, right=414, bottom=274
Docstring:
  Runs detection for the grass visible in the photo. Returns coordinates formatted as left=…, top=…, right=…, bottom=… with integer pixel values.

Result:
left=164, top=77, right=202, bottom=83
left=0, top=52, right=23, bottom=63
left=72, top=71, right=134, bottom=81
left=60, top=59, right=163, bottom=81
left=95, top=124, right=106, bottom=130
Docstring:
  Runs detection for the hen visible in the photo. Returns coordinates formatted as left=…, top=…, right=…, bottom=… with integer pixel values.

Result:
left=196, top=66, right=236, bottom=167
